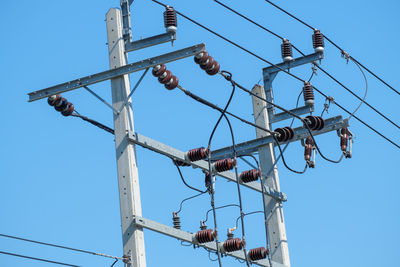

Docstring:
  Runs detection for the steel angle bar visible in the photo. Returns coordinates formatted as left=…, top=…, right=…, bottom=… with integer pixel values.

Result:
left=263, top=51, right=323, bottom=80
left=270, top=105, right=314, bottom=123
left=125, top=32, right=175, bottom=52
left=132, top=215, right=287, bottom=267
left=127, top=131, right=286, bottom=202
left=27, top=43, right=205, bottom=102
left=211, top=116, right=348, bottom=160
left=83, top=86, right=118, bottom=114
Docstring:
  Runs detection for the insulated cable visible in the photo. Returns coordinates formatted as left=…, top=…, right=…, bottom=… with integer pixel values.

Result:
left=173, top=160, right=207, bottom=193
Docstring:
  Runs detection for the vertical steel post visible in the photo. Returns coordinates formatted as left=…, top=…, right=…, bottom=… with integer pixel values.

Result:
left=106, top=8, right=146, bottom=267
left=251, top=84, right=290, bottom=266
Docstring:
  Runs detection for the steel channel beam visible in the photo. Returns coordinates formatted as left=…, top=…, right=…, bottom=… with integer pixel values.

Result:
left=127, top=131, right=286, bottom=202
left=132, top=215, right=287, bottom=267
left=27, top=43, right=205, bottom=102
left=270, top=105, right=314, bottom=124
left=125, top=32, right=175, bottom=52
left=211, top=116, right=348, bottom=160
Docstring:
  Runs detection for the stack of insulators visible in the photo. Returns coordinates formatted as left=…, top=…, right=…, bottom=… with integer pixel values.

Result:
left=47, top=94, right=74, bottom=116
left=195, top=229, right=215, bottom=244
left=186, top=147, right=209, bottom=162
left=163, top=6, right=177, bottom=33
left=304, top=136, right=314, bottom=162
left=240, top=169, right=260, bottom=183
left=312, top=29, right=325, bottom=52
left=213, top=158, right=236, bottom=172
left=152, top=64, right=179, bottom=90
left=340, top=127, right=351, bottom=157
left=194, top=51, right=220, bottom=76
left=223, top=238, right=243, bottom=252
left=303, top=82, right=314, bottom=106
left=274, top=126, right=295, bottom=142
left=248, top=247, right=268, bottom=261
left=304, top=115, right=325, bottom=131
left=172, top=212, right=181, bottom=230
left=281, top=39, right=293, bottom=62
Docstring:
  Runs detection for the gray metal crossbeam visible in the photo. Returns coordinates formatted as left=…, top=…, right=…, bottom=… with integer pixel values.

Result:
left=211, top=116, right=348, bottom=160
left=263, top=51, right=323, bottom=79
left=132, top=215, right=287, bottom=267
left=270, top=105, right=314, bottom=123
left=127, top=131, right=287, bottom=202
left=27, top=43, right=205, bottom=102
left=125, top=32, right=176, bottom=52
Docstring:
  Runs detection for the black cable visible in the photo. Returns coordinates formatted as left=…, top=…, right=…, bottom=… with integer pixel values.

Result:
left=0, top=233, right=122, bottom=261
left=150, top=0, right=400, bottom=150
left=262, top=0, right=400, bottom=97
left=110, top=259, right=118, bottom=267
left=176, top=191, right=206, bottom=214
left=203, top=204, right=240, bottom=223
left=0, top=250, right=80, bottom=267
left=173, top=160, right=207, bottom=193
left=214, top=1, right=400, bottom=131
left=71, top=113, right=114, bottom=134
left=235, top=211, right=264, bottom=229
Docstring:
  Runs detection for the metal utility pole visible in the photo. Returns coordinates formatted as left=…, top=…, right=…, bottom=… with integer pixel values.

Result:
left=252, top=85, right=290, bottom=266
left=106, top=8, right=146, bottom=267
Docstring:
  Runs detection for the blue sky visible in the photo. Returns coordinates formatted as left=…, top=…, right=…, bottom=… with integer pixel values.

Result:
left=1, top=0, right=399, bottom=266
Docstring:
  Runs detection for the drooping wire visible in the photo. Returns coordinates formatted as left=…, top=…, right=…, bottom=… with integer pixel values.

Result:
left=150, top=0, right=400, bottom=150
left=0, top=233, right=123, bottom=261
left=348, top=58, right=368, bottom=121
left=175, top=191, right=207, bottom=214
left=173, top=160, right=207, bottom=193
left=214, top=1, right=400, bottom=131
left=0, top=250, right=80, bottom=267
left=203, top=204, right=240, bottom=223
left=110, top=259, right=118, bottom=267
left=263, top=0, right=400, bottom=97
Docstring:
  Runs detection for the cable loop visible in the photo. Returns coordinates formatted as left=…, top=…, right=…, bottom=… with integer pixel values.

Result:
left=220, top=70, right=233, bottom=82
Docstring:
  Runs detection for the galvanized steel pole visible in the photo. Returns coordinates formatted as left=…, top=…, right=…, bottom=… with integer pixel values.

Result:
left=106, top=8, right=146, bottom=267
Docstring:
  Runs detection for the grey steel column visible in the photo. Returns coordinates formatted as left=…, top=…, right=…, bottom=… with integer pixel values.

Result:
left=106, top=8, right=146, bottom=267
left=251, top=84, right=290, bottom=266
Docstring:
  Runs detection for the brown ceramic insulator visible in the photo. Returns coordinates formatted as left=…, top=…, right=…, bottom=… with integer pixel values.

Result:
left=315, top=116, right=325, bottom=130
left=158, top=70, right=173, bottom=84
left=194, top=51, right=209, bottom=64
left=248, top=247, right=267, bottom=261
left=223, top=238, right=243, bottom=252
left=206, top=61, right=220, bottom=76
left=304, top=136, right=314, bottom=161
left=54, top=97, right=68, bottom=112
left=284, top=126, right=295, bottom=140
left=200, top=56, right=215, bottom=70
left=187, top=147, right=209, bottom=162
left=163, top=6, right=177, bottom=28
left=172, top=212, right=181, bottom=230
left=164, top=75, right=179, bottom=90
left=47, top=94, right=61, bottom=106
left=214, top=158, right=236, bottom=172
left=312, top=29, right=325, bottom=50
left=195, top=229, right=215, bottom=243
left=340, top=127, right=348, bottom=151
left=304, top=116, right=324, bottom=130
left=240, top=169, right=260, bottom=183
left=61, top=102, right=74, bottom=117
left=275, top=127, right=294, bottom=142
left=275, top=128, right=286, bottom=142
left=152, top=64, right=167, bottom=77
left=281, top=39, right=293, bottom=61
left=303, top=82, right=314, bottom=105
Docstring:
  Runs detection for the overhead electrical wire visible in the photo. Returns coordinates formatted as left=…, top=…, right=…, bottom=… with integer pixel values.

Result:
left=150, top=0, right=400, bottom=150
left=175, top=191, right=207, bottom=214
left=0, top=250, right=80, bottom=267
left=173, top=160, right=207, bottom=193
left=262, top=0, right=400, bottom=97
left=0, top=233, right=123, bottom=261
left=213, top=0, right=400, bottom=131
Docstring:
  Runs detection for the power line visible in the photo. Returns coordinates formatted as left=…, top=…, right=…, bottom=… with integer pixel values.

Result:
left=150, top=0, right=400, bottom=150
left=0, top=250, right=80, bottom=267
left=0, top=233, right=123, bottom=261
left=263, top=0, right=400, bottom=97
left=213, top=0, right=400, bottom=131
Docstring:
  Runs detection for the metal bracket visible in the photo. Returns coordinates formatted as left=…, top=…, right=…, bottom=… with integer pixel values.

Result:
left=126, top=131, right=287, bottom=202
left=211, top=116, right=348, bottom=160
left=27, top=43, right=205, bottom=102
left=125, top=32, right=176, bottom=52
left=132, top=215, right=288, bottom=267
left=270, top=105, right=314, bottom=124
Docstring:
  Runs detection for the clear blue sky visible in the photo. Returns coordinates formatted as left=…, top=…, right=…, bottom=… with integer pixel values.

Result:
left=1, top=0, right=399, bottom=266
